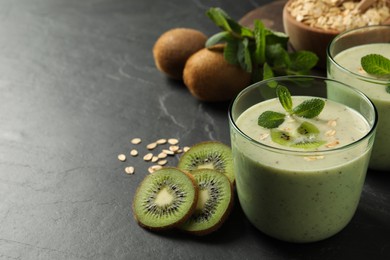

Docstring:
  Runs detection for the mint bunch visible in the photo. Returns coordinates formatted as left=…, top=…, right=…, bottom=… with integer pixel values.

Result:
left=206, top=7, right=319, bottom=82
left=258, top=85, right=325, bottom=129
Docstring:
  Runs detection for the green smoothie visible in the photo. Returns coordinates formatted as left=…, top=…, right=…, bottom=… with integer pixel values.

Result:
left=232, top=97, right=372, bottom=243
left=328, top=43, right=390, bottom=170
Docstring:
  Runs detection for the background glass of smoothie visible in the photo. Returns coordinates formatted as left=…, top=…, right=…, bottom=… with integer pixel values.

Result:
left=228, top=76, right=377, bottom=243
left=327, top=25, right=390, bottom=171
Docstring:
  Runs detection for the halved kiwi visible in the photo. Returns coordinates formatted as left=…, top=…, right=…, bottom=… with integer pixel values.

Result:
left=132, top=167, right=198, bottom=230
left=177, top=141, right=235, bottom=185
left=179, top=169, right=233, bottom=235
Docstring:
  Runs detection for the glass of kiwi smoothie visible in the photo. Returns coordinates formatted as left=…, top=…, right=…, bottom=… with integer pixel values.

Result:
left=228, top=76, right=377, bottom=243
left=327, top=25, right=390, bottom=171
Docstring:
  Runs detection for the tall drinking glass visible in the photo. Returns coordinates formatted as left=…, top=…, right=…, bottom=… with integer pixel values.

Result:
left=228, top=76, right=377, bottom=243
left=327, top=25, right=390, bottom=171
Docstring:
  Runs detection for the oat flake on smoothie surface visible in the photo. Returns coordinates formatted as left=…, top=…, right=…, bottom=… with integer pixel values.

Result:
left=287, top=0, right=390, bottom=32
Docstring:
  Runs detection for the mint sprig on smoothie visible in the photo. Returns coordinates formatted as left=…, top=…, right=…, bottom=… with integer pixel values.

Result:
left=258, top=85, right=326, bottom=149
left=258, top=85, right=325, bottom=128
left=361, top=54, right=390, bottom=94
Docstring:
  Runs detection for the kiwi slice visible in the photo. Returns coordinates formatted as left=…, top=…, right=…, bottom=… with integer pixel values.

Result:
left=271, top=122, right=326, bottom=149
left=180, top=169, right=233, bottom=235
left=297, top=121, right=320, bottom=135
left=270, top=129, right=294, bottom=146
left=290, top=140, right=326, bottom=149
left=177, top=141, right=235, bottom=185
left=132, top=167, right=198, bottom=230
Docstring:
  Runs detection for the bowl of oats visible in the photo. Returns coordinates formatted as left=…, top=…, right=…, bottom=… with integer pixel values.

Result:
left=283, top=0, right=390, bottom=68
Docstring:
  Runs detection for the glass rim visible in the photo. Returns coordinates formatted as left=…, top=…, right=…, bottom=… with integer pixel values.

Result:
left=228, top=75, right=378, bottom=156
left=326, top=25, right=390, bottom=85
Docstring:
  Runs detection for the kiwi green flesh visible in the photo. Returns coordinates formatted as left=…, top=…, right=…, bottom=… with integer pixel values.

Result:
left=132, top=168, right=197, bottom=230
left=271, top=128, right=326, bottom=149
left=180, top=169, right=233, bottom=235
left=297, top=121, right=320, bottom=135
left=177, top=141, right=235, bottom=185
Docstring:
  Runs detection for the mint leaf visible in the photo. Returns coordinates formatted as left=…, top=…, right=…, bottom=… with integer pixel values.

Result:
left=361, top=54, right=390, bottom=77
left=253, top=20, right=266, bottom=65
left=276, top=85, right=292, bottom=113
left=263, top=62, right=275, bottom=81
left=289, top=51, right=319, bottom=72
left=386, top=85, right=390, bottom=94
left=265, top=30, right=289, bottom=49
left=292, top=99, right=325, bottom=118
left=258, top=111, right=285, bottom=129
left=266, top=44, right=291, bottom=71
left=237, top=38, right=252, bottom=73
left=205, top=31, right=231, bottom=48
left=224, top=39, right=239, bottom=65
left=206, top=8, right=232, bottom=32
left=206, top=7, right=250, bottom=37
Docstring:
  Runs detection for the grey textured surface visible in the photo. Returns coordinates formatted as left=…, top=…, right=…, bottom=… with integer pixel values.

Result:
left=0, top=0, right=389, bottom=259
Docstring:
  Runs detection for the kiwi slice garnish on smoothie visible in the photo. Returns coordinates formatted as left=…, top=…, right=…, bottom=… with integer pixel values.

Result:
left=132, top=167, right=198, bottom=230
left=271, top=121, right=326, bottom=149
left=177, top=141, right=235, bottom=185
left=179, top=169, right=233, bottom=235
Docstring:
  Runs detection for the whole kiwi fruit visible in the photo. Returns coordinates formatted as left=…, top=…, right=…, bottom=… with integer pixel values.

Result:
left=183, top=45, right=251, bottom=102
left=153, top=28, right=207, bottom=80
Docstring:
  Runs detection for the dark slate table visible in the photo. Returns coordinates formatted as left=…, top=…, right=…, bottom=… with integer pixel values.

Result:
left=1, top=0, right=389, bottom=259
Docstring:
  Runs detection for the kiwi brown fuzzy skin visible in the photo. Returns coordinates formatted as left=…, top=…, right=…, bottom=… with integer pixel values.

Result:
left=180, top=169, right=234, bottom=236
left=183, top=45, right=251, bottom=102
left=132, top=167, right=199, bottom=231
left=153, top=28, right=207, bottom=80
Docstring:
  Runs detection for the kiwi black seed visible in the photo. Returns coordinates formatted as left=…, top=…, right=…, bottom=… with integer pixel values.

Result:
left=177, top=141, right=235, bottom=185
left=179, top=169, right=233, bottom=235
left=132, top=167, right=198, bottom=230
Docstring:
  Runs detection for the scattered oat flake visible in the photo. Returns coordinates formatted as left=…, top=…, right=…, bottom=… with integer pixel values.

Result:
left=156, top=138, right=167, bottom=145
left=158, top=159, right=168, bottom=166
left=118, top=154, right=126, bottom=162
left=143, top=153, right=153, bottom=161
left=158, top=152, right=167, bottom=159
left=151, top=156, right=159, bottom=163
left=131, top=138, right=142, bottom=144
left=147, top=142, right=157, bottom=150
left=162, top=149, right=175, bottom=155
left=183, top=146, right=191, bottom=152
left=148, top=165, right=162, bottom=173
left=169, top=145, right=180, bottom=152
left=168, top=138, right=179, bottom=145
left=125, top=166, right=135, bottom=175
left=130, top=149, right=138, bottom=156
